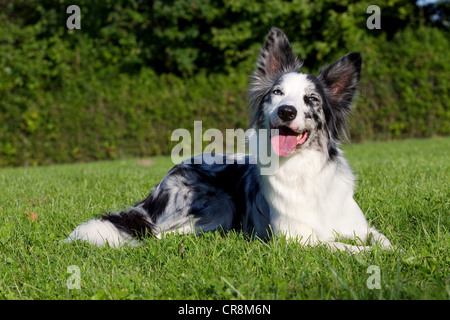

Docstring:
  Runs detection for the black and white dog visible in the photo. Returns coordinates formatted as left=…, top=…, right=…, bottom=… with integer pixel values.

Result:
left=66, top=28, right=392, bottom=252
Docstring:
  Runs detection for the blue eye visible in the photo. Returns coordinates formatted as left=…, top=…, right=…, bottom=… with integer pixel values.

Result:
left=272, top=89, right=283, bottom=95
left=306, top=96, right=319, bottom=103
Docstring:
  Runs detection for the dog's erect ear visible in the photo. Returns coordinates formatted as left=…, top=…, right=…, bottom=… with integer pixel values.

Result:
left=317, top=53, right=362, bottom=144
left=317, top=52, right=362, bottom=105
left=255, top=27, right=302, bottom=79
left=249, top=28, right=302, bottom=130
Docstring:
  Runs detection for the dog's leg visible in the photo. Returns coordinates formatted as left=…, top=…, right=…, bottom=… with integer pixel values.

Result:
left=337, top=195, right=394, bottom=251
left=325, top=228, right=393, bottom=253
left=328, top=228, right=393, bottom=252
left=369, top=227, right=394, bottom=250
left=285, top=233, right=372, bottom=253
left=325, top=241, right=371, bottom=253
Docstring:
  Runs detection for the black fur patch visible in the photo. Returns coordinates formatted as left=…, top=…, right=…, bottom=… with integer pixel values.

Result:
left=139, top=189, right=170, bottom=222
left=187, top=155, right=254, bottom=231
left=102, top=209, right=155, bottom=239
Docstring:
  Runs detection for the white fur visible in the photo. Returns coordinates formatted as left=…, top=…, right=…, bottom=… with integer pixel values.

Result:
left=268, top=73, right=315, bottom=131
left=65, top=219, right=140, bottom=248
left=261, top=145, right=392, bottom=252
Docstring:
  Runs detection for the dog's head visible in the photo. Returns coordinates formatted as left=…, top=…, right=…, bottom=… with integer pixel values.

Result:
left=249, top=27, right=361, bottom=160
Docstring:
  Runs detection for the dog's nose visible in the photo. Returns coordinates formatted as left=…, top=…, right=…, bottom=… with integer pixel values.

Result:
left=277, top=105, right=297, bottom=122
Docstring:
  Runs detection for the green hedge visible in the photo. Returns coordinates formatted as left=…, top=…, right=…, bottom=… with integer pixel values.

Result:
left=0, top=1, right=448, bottom=166
left=353, top=26, right=450, bottom=141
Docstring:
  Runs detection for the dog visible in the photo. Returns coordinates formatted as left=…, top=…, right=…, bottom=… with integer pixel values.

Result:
left=66, top=27, right=392, bottom=252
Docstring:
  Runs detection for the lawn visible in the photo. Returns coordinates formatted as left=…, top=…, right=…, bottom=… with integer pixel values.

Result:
left=0, top=137, right=448, bottom=300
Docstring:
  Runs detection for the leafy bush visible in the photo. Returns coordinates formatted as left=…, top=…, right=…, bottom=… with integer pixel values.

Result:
left=353, top=25, right=450, bottom=140
left=0, top=0, right=448, bottom=166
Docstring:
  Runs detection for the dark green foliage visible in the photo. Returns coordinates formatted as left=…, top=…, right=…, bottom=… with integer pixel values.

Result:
left=0, top=0, right=448, bottom=166
left=352, top=25, right=450, bottom=140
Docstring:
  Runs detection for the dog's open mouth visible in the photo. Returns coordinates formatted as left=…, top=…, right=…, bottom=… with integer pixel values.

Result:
left=270, top=126, right=309, bottom=156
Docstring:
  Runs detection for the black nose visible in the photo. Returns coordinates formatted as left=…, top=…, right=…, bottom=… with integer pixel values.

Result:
left=277, top=105, right=297, bottom=122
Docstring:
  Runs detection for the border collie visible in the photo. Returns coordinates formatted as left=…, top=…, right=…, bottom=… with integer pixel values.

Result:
left=66, top=27, right=392, bottom=252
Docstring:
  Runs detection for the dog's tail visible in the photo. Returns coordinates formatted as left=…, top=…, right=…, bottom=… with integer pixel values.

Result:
left=64, top=205, right=155, bottom=248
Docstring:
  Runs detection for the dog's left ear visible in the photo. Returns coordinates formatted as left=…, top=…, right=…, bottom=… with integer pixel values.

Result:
left=318, top=52, right=362, bottom=105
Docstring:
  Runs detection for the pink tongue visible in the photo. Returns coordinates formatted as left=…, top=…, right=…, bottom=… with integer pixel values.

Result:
left=271, top=127, right=299, bottom=156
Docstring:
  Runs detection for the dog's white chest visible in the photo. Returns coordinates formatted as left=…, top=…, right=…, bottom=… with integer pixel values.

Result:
left=261, top=151, right=356, bottom=243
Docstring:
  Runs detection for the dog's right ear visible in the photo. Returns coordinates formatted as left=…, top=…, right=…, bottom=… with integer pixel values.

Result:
left=254, top=27, right=302, bottom=80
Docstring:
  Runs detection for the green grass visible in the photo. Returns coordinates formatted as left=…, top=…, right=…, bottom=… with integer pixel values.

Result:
left=0, top=137, right=448, bottom=299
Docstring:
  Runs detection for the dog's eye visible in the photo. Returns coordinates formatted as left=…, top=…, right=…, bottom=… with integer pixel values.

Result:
left=306, top=96, right=319, bottom=103
left=272, top=89, right=283, bottom=96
